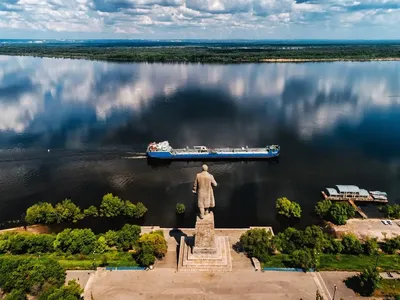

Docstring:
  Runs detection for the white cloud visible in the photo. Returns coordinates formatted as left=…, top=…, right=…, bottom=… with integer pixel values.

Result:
left=0, top=0, right=398, bottom=38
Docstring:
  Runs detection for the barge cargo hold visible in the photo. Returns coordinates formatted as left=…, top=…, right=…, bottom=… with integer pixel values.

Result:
left=146, top=141, right=280, bottom=160
left=321, top=185, right=388, bottom=203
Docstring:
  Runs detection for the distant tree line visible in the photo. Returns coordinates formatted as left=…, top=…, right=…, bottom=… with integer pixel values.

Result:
left=25, top=193, right=147, bottom=225
left=0, top=44, right=398, bottom=63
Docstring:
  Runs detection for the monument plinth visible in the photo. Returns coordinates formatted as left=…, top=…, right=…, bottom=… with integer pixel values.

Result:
left=193, top=213, right=217, bottom=254
left=178, top=212, right=232, bottom=272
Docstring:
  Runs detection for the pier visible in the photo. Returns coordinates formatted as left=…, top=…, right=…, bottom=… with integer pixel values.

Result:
left=348, top=200, right=368, bottom=219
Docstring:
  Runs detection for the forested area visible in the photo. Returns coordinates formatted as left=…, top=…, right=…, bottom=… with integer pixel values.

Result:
left=0, top=44, right=399, bottom=62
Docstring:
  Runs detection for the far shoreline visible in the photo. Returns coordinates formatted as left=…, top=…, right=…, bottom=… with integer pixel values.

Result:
left=1, top=53, right=400, bottom=64
left=0, top=43, right=399, bottom=63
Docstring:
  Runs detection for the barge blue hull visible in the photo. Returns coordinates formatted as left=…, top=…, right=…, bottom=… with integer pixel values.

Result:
left=147, top=151, right=280, bottom=160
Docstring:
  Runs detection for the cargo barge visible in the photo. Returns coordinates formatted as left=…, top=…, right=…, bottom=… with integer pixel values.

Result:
left=146, top=141, right=280, bottom=160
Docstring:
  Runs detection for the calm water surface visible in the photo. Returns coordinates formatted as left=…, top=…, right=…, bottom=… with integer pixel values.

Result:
left=0, top=56, right=400, bottom=231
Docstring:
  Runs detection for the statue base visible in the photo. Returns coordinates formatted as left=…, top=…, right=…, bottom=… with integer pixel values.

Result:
left=177, top=212, right=232, bottom=272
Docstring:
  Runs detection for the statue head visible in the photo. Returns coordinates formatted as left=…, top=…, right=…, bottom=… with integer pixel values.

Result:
left=202, top=164, right=208, bottom=172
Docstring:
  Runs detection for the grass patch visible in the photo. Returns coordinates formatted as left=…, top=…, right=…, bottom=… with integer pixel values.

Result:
left=0, top=251, right=139, bottom=270
left=261, top=254, right=400, bottom=271
left=375, top=279, right=400, bottom=297
left=320, top=254, right=400, bottom=271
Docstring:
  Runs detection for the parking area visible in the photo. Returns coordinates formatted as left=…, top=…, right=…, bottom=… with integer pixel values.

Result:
left=331, top=218, right=400, bottom=241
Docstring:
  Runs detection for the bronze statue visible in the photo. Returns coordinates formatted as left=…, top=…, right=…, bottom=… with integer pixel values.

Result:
left=192, top=164, right=217, bottom=219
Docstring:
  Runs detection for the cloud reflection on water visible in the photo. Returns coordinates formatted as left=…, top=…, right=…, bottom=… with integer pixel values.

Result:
left=0, top=56, right=399, bottom=144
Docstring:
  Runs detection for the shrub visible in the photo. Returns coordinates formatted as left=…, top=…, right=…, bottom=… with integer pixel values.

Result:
left=288, top=249, right=315, bottom=271
left=363, top=238, right=379, bottom=255
left=341, top=234, right=363, bottom=255
left=176, top=203, right=185, bottom=214
left=136, top=243, right=155, bottom=267
left=139, top=232, right=168, bottom=258
left=381, top=204, right=400, bottom=219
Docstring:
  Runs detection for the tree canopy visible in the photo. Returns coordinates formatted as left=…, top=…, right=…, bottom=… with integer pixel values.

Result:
left=275, top=197, right=302, bottom=219
left=0, top=256, right=65, bottom=297
left=239, top=228, right=274, bottom=262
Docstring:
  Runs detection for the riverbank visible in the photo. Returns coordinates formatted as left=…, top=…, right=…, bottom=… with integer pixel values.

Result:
left=0, top=44, right=399, bottom=63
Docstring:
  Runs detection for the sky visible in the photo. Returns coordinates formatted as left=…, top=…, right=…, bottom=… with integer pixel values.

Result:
left=0, top=0, right=399, bottom=40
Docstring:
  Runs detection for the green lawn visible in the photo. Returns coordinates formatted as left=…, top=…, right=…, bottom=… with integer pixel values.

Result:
left=262, top=254, right=400, bottom=272
left=0, top=251, right=139, bottom=270
left=375, top=279, right=400, bottom=298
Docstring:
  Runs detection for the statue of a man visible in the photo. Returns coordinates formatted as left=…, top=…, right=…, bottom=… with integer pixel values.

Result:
left=192, top=164, right=217, bottom=219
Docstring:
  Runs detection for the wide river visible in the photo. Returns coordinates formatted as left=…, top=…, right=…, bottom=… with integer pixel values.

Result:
left=0, top=56, right=399, bottom=231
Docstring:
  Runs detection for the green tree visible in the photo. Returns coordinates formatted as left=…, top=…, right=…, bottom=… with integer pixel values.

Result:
left=176, top=203, right=185, bottom=214
left=95, top=236, right=108, bottom=254
left=381, top=204, right=400, bottom=219
left=103, top=230, right=119, bottom=248
left=139, top=232, right=168, bottom=258
left=357, top=267, right=382, bottom=296
left=54, top=199, right=83, bottom=223
left=302, top=225, right=330, bottom=252
left=54, top=228, right=97, bottom=254
left=136, top=243, right=156, bottom=267
left=341, top=234, right=363, bottom=255
left=315, top=199, right=332, bottom=218
left=0, top=256, right=65, bottom=295
left=325, top=238, right=343, bottom=254
left=328, top=202, right=355, bottom=225
left=4, top=289, right=26, bottom=300
left=363, top=238, right=379, bottom=255
left=288, top=249, right=315, bottom=271
left=239, top=228, right=274, bottom=262
left=117, top=224, right=141, bottom=251
left=274, top=227, right=305, bottom=254
left=133, top=202, right=147, bottom=218
left=25, top=202, right=57, bottom=225
left=83, top=205, right=99, bottom=217
left=99, top=193, right=124, bottom=217
left=40, top=280, right=83, bottom=300
left=276, top=197, right=302, bottom=218
left=123, top=200, right=137, bottom=217
left=380, top=237, right=400, bottom=254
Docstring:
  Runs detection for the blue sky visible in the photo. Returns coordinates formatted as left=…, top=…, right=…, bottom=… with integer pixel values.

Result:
left=0, top=0, right=399, bottom=39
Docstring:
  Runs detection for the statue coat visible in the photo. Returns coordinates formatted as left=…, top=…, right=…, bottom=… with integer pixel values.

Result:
left=192, top=171, right=217, bottom=208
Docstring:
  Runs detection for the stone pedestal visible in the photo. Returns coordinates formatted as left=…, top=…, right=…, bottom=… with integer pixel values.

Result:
left=193, top=213, right=216, bottom=254
left=178, top=212, right=232, bottom=272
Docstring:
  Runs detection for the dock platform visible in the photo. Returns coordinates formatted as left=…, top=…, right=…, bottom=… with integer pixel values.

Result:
left=321, top=191, right=388, bottom=204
